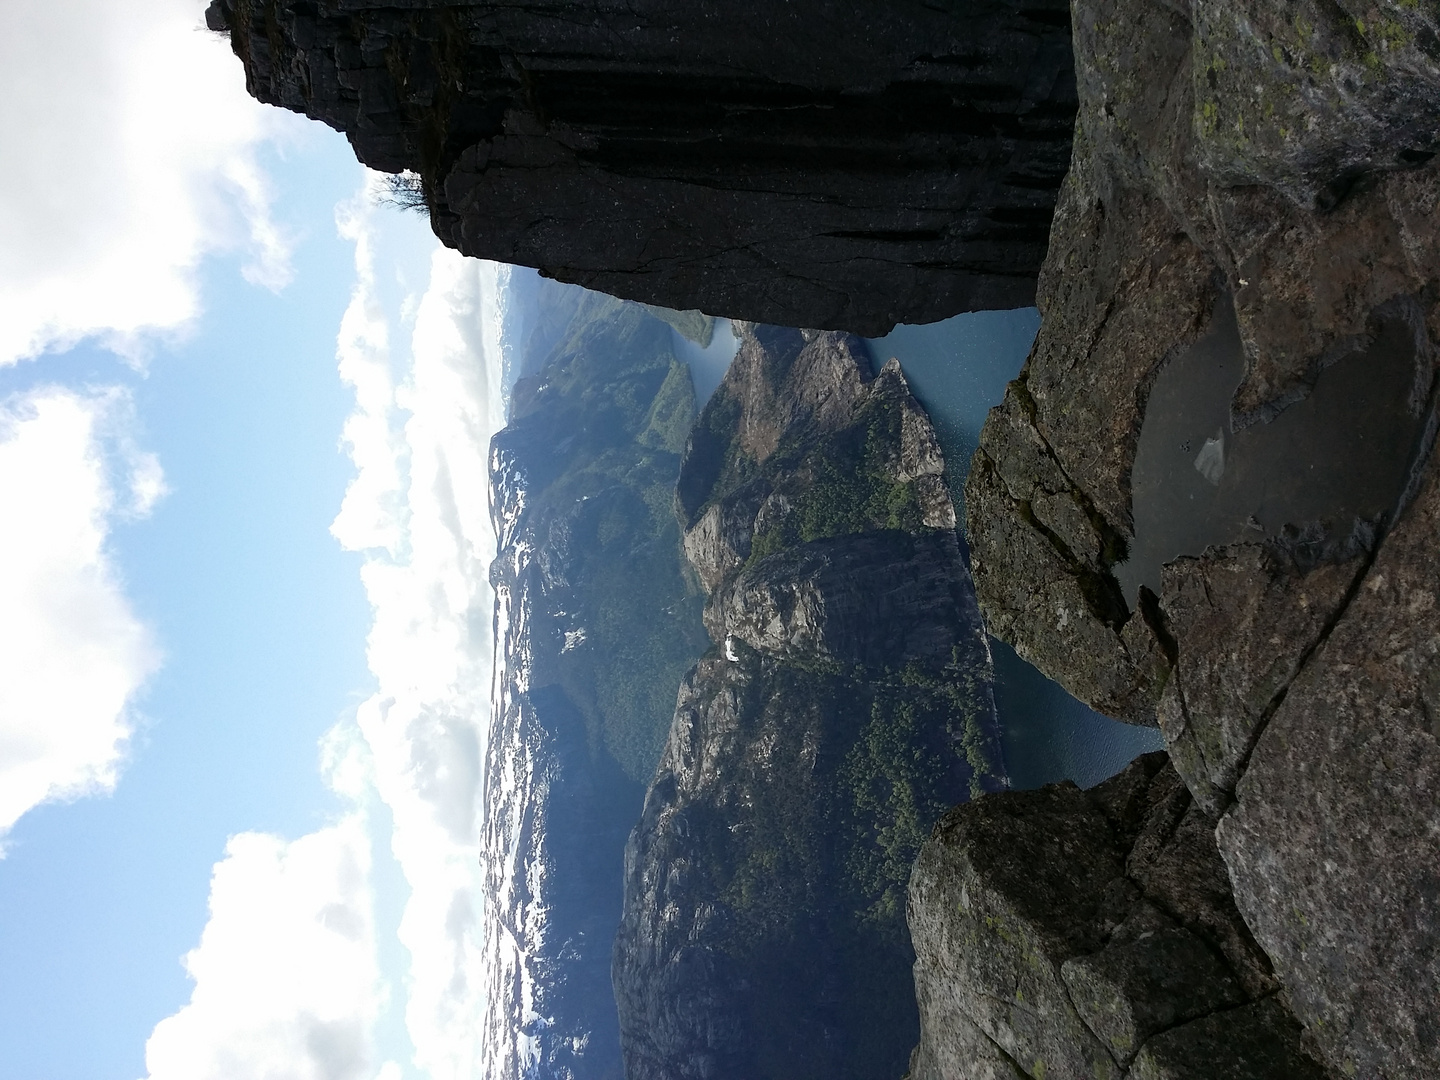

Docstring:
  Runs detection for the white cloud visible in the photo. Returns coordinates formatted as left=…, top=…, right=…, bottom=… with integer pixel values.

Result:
left=0, top=0, right=293, bottom=364
left=142, top=816, right=387, bottom=1080
left=0, top=386, right=162, bottom=842
left=331, top=187, right=408, bottom=558
left=133, top=178, right=507, bottom=1080
left=331, top=188, right=509, bottom=1080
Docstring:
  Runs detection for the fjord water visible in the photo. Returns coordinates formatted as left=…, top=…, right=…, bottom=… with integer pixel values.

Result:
left=867, top=312, right=1165, bottom=790
left=667, top=316, right=738, bottom=405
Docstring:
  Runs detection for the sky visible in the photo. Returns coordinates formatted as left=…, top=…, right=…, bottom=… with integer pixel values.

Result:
left=0, top=3, right=510, bottom=1078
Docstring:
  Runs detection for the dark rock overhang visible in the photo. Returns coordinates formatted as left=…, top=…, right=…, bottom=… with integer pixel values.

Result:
left=206, top=0, right=1076, bottom=334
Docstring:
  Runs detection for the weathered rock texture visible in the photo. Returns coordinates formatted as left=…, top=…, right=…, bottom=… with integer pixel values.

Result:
left=614, top=324, right=1007, bottom=1080
left=1217, top=462, right=1440, bottom=1080
left=205, top=0, right=1440, bottom=1073
left=967, top=0, right=1440, bottom=723
left=965, top=1, right=1440, bottom=1077
left=907, top=753, right=1323, bottom=1080
left=207, top=0, right=1076, bottom=334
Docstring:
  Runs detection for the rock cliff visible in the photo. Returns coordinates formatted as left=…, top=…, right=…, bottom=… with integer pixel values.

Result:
left=964, top=2, right=1440, bottom=1076
left=908, top=754, right=1319, bottom=1080
left=206, top=0, right=1076, bottom=334
left=203, top=2, right=1440, bottom=1074
left=613, top=324, right=1007, bottom=1080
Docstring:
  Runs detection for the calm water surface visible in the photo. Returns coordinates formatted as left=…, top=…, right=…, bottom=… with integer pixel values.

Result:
left=869, top=312, right=1164, bottom=790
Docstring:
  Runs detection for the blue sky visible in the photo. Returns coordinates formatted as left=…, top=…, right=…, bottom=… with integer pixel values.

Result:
left=0, top=129, right=372, bottom=1077
left=0, top=4, right=512, bottom=1077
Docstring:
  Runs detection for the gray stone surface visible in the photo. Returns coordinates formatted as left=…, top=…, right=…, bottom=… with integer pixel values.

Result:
left=1156, top=546, right=1361, bottom=817
left=1218, top=463, right=1440, bottom=1080
left=967, top=5, right=1440, bottom=1069
left=1061, top=927, right=1244, bottom=1067
left=964, top=118, right=1214, bottom=725
left=968, top=0, right=1440, bottom=730
left=908, top=783, right=1129, bottom=1080
left=1192, top=1, right=1440, bottom=211
left=707, top=530, right=973, bottom=668
left=907, top=756, right=1309, bottom=1080
left=1128, top=998, right=1326, bottom=1080
left=904, top=993, right=1027, bottom=1080
left=1127, top=792, right=1277, bottom=1001
left=210, top=0, right=1077, bottom=334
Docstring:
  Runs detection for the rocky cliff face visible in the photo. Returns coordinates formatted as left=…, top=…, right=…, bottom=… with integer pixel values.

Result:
left=908, top=754, right=1319, bottom=1080
left=964, top=2, right=1440, bottom=1076
left=206, top=0, right=1075, bottom=334
left=907, top=740, right=1410, bottom=1080
left=480, top=289, right=709, bottom=1079
left=613, top=324, right=1007, bottom=1080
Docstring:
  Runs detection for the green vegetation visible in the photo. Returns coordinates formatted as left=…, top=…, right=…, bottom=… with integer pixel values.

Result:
left=697, top=656, right=1001, bottom=937
left=513, top=295, right=710, bottom=783
left=625, top=320, right=1005, bottom=1079
left=674, top=331, right=1004, bottom=952
left=637, top=359, right=697, bottom=454
left=745, top=390, right=926, bottom=567
left=843, top=658, right=1002, bottom=917
left=682, top=645, right=1003, bottom=1080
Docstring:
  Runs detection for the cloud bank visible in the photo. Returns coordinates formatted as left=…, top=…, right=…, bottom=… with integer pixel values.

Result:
left=0, top=387, right=163, bottom=842
left=142, top=814, right=387, bottom=1080
left=138, top=183, right=508, bottom=1080
left=332, top=187, right=509, bottom=1080
left=0, top=0, right=291, bottom=364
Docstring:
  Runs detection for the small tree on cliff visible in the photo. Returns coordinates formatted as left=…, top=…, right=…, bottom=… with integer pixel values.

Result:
left=376, top=171, right=428, bottom=214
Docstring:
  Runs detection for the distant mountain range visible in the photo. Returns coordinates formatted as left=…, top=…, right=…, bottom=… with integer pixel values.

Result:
left=479, top=282, right=711, bottom=1080
left=478, top=285, right=1006, bottom=1080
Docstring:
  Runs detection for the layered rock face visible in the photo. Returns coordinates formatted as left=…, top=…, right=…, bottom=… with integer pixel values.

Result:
left=964, top=2, right=1440, bottom=1076
left=206, top=0, right=1076, bottom=334
left=613, top=325, right=1007, bottom=1080
left=908, top=753, right=1322, bottom=1080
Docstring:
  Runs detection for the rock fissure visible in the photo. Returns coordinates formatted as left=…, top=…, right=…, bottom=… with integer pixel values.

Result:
left=1210, top=547, right=1380, bottom=818
left=1191, top=336, right=1440, bottom=816
left=910, top=756, right=1306, bottom=1080
left=967, top=0, right=1440, bottom=1072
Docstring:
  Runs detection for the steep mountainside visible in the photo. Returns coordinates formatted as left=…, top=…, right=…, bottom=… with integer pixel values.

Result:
left=480, top=291, right=709, bottom=1079
left=613, top=324, right=1007, bottom=1080
left=206, top=0, right=1075, bottom=333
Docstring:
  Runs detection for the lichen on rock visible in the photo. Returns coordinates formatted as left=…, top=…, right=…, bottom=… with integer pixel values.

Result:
left=966, top=0, right=1440, bottom=1075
